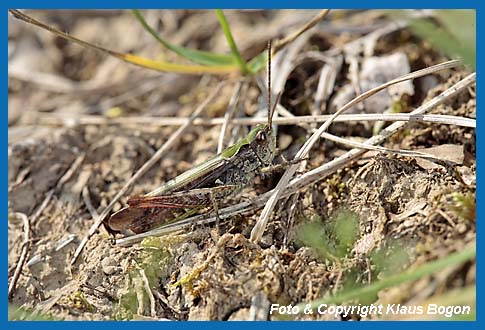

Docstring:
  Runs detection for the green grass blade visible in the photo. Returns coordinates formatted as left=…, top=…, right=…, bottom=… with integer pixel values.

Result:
left=387, top=10, right=475, bottom=70
left=9, top=10, right=236, bottom=75
left=122, top=53, right=236, bottom=74
left=132, top=10, right=237, bottom=67
left=9, top=305, right=56, bottom=320
left=300, top=244, right=475, bottom=309
left=420, top=285, right=476, bottom=320
left=215, top=10, right=248, bottom=74
left=247, top=51, right=268, bottom=73
left=410, top=18, right=475, bottom=70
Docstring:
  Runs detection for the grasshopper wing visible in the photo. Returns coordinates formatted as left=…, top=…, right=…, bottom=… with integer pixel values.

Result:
left=128, top=185, right=237, bottom=209
left=108, top=158, right=230, bottom=233
left=109, top=207, right=179, bottom=234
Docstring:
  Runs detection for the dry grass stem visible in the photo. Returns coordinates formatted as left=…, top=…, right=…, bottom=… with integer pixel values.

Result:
left=274, top=10, right=330, bottom=52
left=217, top=81, right=243, bottom=153
left=319, top=131, right=458, bottom=161
left=29, top=153, right=85, bottom=227
left=313, top=55, right=343, bottom=114
left=82, top=186, right=99, bottom=219
left=37, top=112, right=475, bottom=128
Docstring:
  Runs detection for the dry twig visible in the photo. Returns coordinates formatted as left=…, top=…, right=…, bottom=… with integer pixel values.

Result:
left=319, top=131, right=457, bottom=161
left=82, top=186, right=99, bottom=220
left=217, top=81, right=243, bottom=153
left=274, top=10, right=330, bottom=53
left=8, top=153, right=85, bottom=276
left=30, top=153, right=85, bottom=227
left=8, top=213, right=30, bottom=299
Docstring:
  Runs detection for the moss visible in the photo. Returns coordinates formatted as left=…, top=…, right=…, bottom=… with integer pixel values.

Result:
left=114, top=236, right=176, bottom=319
left=297, top=209, right=360, bottom=262
left=448, top=191, right=475, bottom=222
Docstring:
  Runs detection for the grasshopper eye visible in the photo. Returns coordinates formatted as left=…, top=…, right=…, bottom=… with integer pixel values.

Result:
left=257, top=131, right=266, bottom=141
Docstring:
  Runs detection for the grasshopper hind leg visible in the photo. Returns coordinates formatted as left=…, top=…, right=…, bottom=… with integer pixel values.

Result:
left=209, top=190, right=221, bottom=234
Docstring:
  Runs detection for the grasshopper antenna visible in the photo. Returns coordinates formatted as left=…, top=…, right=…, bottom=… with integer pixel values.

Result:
left=267, top=40, right=272, bottom=128
left=271, top=91, right=282, bottom=122
left=267, top=40, right=281, bottom=130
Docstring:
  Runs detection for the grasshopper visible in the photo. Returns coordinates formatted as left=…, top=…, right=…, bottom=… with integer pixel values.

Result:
left=108, top=42, right=279, bottom=234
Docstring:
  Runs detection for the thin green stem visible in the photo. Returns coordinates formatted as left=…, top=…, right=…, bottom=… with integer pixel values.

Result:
left=132, top=9, right=236, bottom=67
left=299, top=244, right=475, bottom=309
left=215, top=9, right=248, bottom=74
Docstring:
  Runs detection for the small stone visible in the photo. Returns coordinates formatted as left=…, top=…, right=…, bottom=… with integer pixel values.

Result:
left=456, top=223, right=467, bottom=235
left=228, top=308, right=250, bottom=320
left=278, top=133, right=293, bottom=150
left=101, top=256, right=117, bottom=275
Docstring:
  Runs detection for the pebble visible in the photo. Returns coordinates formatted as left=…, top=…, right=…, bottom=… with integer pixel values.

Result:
left=101, top=256, right=118, bottom=275
left=456, top=223, right=467, bottom=235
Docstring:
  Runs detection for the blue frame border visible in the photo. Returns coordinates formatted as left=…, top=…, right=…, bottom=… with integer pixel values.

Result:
left=4, top=1, right=480, bottom=328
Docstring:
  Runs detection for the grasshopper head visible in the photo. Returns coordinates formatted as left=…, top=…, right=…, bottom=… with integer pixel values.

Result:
left=252, top=124, right=276, bottom=166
